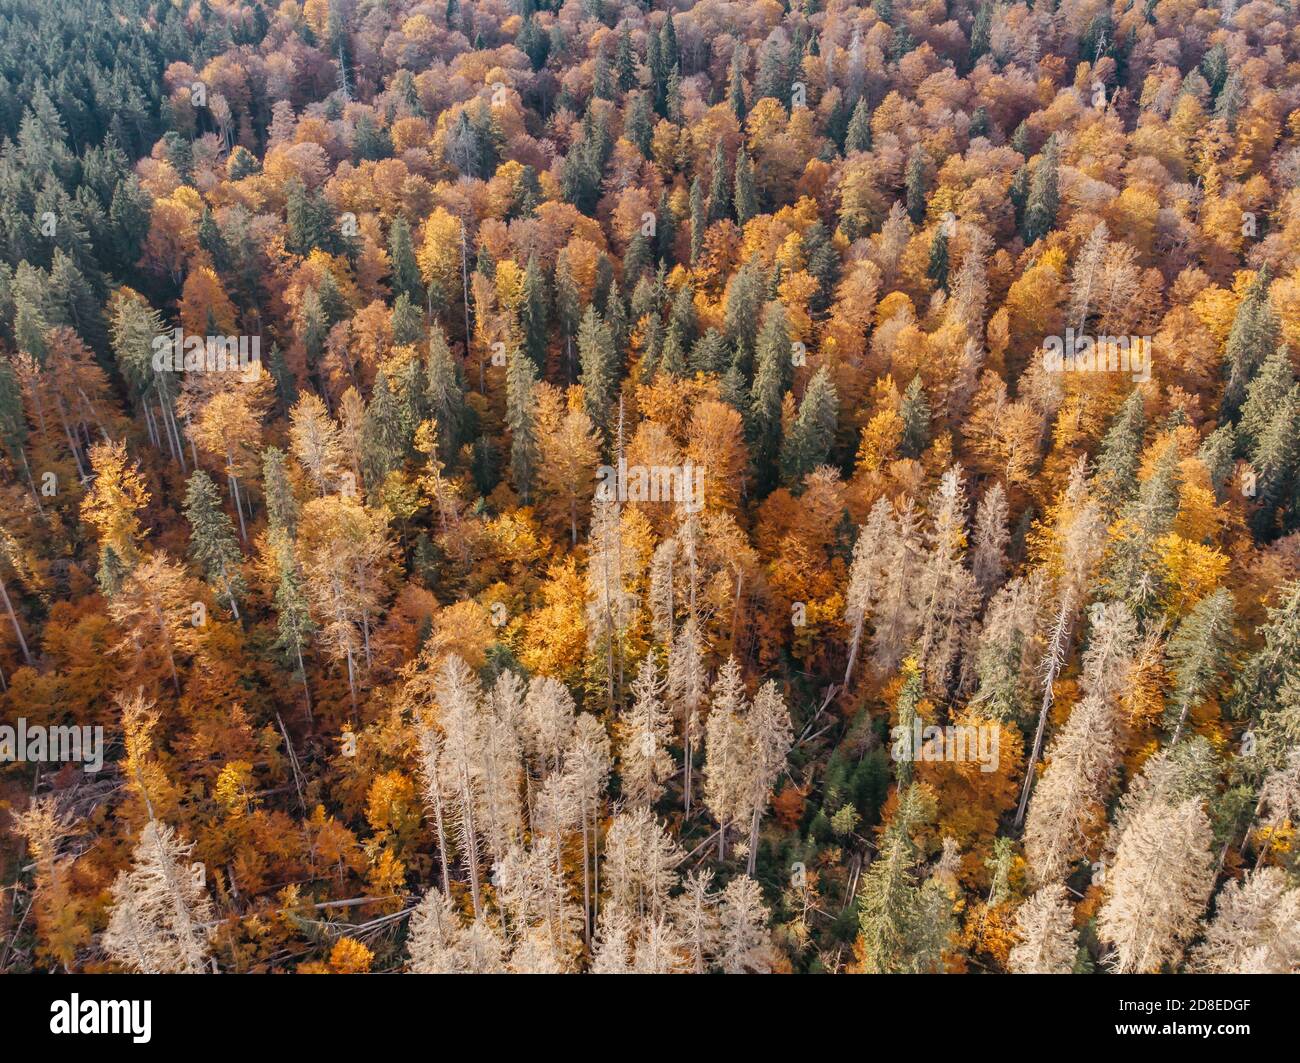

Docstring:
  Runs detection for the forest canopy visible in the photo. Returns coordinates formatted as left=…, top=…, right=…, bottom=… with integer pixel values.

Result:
left=1, top=0, right=1300, bottom=976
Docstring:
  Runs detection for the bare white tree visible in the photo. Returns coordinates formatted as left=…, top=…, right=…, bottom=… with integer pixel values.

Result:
left=871, top=498, right=925, bottom=675
left=673, top=867, right=721, bottom=973
left=103, top=820, right=215, bottom=974
left=915, top=466, right=979, bottom=695
left=436, top=655, right=487, bottom=918
left=742, top=680, right=794, bottom=874
left=704, top=656, right=751, bottom=860
left=843, top=497, right=894, bottom=687
left=1024, top=693, right=1120, bottom=885
left=562, top=713, right=611, bottom=944
left=590, top=905, right=635, bottom=974
left=667, top=616, right=708, bottom=816
left=617, top=655, right=675, bottom=808
left=717, top=875, right=774, bottom=973
left=632, top=914, right=690, bottom=974
left=970, top=482, right=1009, bottom=601
left=602, top=807, right=682, bottom=924
left=1008, top=884, right=1078, bottom=973
left=1188, top=868, right=1300, bottom=973
left=1098, top=797, right=1215, bottom=973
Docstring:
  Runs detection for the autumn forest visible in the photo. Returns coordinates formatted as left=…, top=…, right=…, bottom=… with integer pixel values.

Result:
left=1, top=0, right=1299, bottom=977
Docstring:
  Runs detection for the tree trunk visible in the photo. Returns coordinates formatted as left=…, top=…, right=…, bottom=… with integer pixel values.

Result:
left=1015, top=591, right=1073, bottom=827
left=225, top=454, right=248, bottom=543
left=844, top=617, right=864, bottom=688
left=430, top=775, right=452, bottom=898
left=580, top=798, right=591, bottom=946
left=683, top=723, right=693, bottom=818
left=0, top=575, right=33, bottom=666
left=295, top=643, right=313, bottom=724
left=461, top=770, right=483, bottom=919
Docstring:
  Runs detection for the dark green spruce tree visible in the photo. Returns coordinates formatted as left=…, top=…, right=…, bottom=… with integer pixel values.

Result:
left=184, top=470, right=247, bottom=620
left=780, top=366, right=840, bottom=487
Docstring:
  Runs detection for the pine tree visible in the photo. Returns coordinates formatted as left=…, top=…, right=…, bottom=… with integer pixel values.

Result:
left=969, top=0, right=993, bottom=62
left=95, top=543, right=128, bottom=600
left=899, top=375, right=931, bottom=458
left=706, top=142, right=730, bottom=224
left=1231, top=579, right=1300, bottom=729
left=388, top=216, right=423, bottom=306
left=845, top=97, right=872, bottom=153
left=1238, top=342, right=1293, bottom=457
left=615, top=26, right=637, bottom=91
left=520, top=253, right=549, bottom=369
left=267, top=343, right=298, bottom=411
left=748, top=302, right=792, bottom=488
left=262, top=446, right=299, bottom=536
left=1247, top=384, right=1300, bottom=537
left=389, top=293, right=423, bottom=345
left=779, top=366, right=839, bottom=487
left=927, top=225, right=949, bottom=292
left=690, top=329, right=730, bottom=376
left=733, top=149, right=759, bottom=225
left=285, top=179, right=343, bottom=257
left=728, top=43, right=747, bottom=121
left=1224, top=269, right=1280, bottom=419
left=724, top=258, right=765, bottom=364
left=267, top=530, right=314, bottom=719
left=110, top=176, right=151, bottom=265
left=183, top=470, right=245, bottom=619
left=625, top=91, right=654, bottom=158
left=1102, top=446, right=1181, bottom=619
left=689, top=176, right=705, bottom=265
left=362, top=370, right=408, bottom=487
left=578, top=306, right=616, bottom=441
left=425, top=324, right=465, bottom=460
left=1165, top=589, right=1236, bottom=742
left=0, top=356, right=35, bottom=497
left=1094, top=389, right=1145, bottom=512
left=554, top=258, right=582, bottom=377
left=1197, top=423, right=1237, bottom=499
left=856, top=784, right=950, bottom=973
left=1023, top=135, right=1060, bottom=244
left=659, top=13, right=679, bottom=80
left=506, top=348, right=539, bottom=503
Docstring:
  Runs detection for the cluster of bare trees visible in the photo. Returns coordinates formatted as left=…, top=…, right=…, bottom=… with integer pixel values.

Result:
left=401, top=648, right=790, bottom=973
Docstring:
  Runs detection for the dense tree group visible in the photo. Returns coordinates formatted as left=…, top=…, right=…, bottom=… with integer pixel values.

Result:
left=3, top=0, right=1300, bottom=973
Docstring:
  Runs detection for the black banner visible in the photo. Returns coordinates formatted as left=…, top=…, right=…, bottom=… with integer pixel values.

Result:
left=2, top=973, right=1287, bottom=1050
